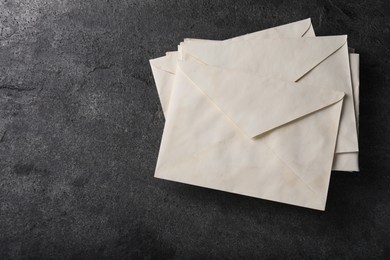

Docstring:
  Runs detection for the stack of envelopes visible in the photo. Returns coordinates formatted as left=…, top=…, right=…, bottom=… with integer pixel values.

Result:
left=149, top=18, right=360, bottom=210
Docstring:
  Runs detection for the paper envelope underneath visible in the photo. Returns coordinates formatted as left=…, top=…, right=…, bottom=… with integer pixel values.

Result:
left=156, top=60, right=344, bottom=210
left=180, top=35, right=357, bottom=151
left=151, top=19, right=315, bottom=116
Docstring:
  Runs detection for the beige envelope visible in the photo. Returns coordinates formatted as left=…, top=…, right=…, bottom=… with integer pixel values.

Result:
left=150, top=20, right=360, bottom=171
left=150, top=19, right=315, bottom=117
left=179, top=35, right=359, bottom=169
left=156, top=59, right=344, bottom=210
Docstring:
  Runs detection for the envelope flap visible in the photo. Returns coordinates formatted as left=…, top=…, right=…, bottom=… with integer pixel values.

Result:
left=179, top=60, right=344, bottom=138
left=180, top=36, right=347, bottom=82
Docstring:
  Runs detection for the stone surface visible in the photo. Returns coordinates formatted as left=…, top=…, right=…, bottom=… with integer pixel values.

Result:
left=0, top=0, right=389, bottom=259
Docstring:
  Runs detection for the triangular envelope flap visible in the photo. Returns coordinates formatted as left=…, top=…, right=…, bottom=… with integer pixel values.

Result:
left=179, top=60, right=344, bottom=138
left=180, top=35, right=347, bottom=82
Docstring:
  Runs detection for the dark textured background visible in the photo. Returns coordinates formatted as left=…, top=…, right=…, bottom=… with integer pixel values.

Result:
left=0, top=0, right=389, bottom=259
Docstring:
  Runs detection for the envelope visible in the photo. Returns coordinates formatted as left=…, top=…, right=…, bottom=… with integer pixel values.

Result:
left=150, top=19, right=360, bottom=172
left=179, top=35, right=359, bottom=171
left=150, top=20, right=360, bottom=210
left=150, top=19, right=315, bottom=117
left=155, top=59, right=344, bottom=210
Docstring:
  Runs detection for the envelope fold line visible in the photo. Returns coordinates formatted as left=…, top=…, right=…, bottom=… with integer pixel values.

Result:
left=294, top=39, right=347, bottom=82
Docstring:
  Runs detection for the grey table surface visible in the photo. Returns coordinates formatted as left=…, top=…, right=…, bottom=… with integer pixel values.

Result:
left=1, top=0, right=389, bottom=259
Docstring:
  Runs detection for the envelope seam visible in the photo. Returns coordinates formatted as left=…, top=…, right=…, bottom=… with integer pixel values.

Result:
left=257, top=138, right=326, bottom=204
left=150, top=63, right=176, bottom=75
left=178, top=65, right=252, bottom=138
left=301, top=21, right=313, bottom=37
left=295, top=39, right=347, bottom=82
